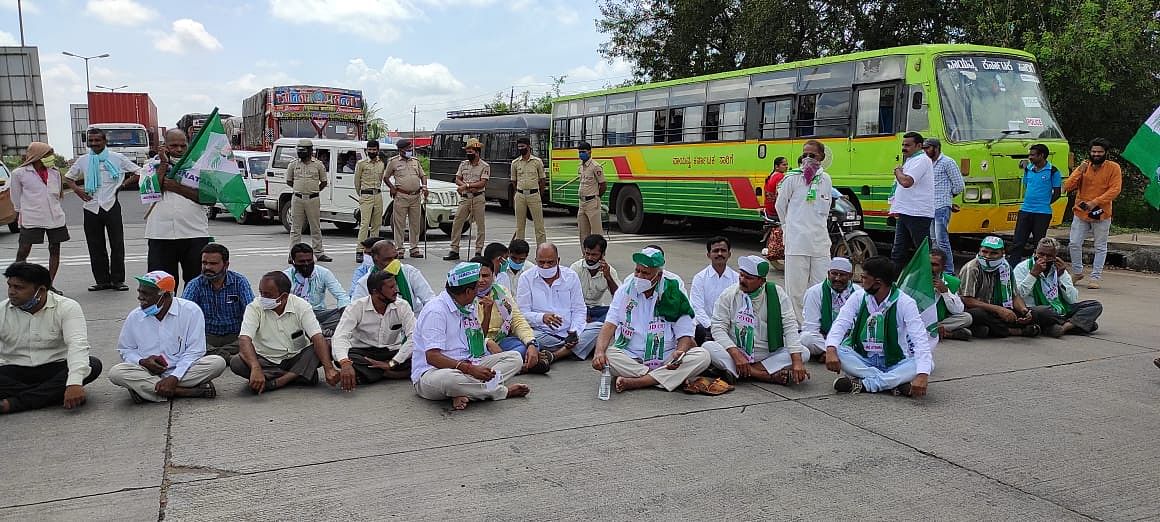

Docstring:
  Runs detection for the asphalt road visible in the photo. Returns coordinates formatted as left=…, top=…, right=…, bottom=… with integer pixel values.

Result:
left=2, top=202, right=1159, bottom=521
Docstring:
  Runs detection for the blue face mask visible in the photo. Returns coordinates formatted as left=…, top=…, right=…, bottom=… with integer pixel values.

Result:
left=142, top=294, right=167, bottom=317
left=508, top=259, right=524, bottom=271
left=579, top=152, right=591, bottom=162
left=17, top=289, right=43, bottom=312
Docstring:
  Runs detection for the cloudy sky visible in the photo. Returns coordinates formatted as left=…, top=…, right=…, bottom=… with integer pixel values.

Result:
left=1, top=0, right=631, bottom=157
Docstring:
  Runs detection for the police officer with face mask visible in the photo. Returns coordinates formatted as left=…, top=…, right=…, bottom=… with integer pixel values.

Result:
left=285, top=139, right=332, bottom=262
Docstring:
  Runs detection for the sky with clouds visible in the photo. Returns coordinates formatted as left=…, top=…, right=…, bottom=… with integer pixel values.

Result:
left=1, top=0, right=632, bottom=157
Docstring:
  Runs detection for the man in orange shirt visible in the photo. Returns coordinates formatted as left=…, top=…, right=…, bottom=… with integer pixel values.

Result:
left=1064, top=138, right=1122, bottom=289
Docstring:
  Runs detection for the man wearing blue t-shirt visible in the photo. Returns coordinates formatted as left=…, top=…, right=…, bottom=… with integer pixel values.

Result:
left=1008, top=143, right=1061, bottom=267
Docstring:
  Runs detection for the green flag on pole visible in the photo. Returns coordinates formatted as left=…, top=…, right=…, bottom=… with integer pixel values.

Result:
left=896, top=238, right=939, bottom=337
left=168, top=107, right=252, bottom=219
left=1122, top=105, right=1160, bottom=211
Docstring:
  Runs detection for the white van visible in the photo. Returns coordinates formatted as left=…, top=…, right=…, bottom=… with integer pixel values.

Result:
left=209, top=150, right=273, bottom=224
left=261, top=138, right=461, bottom=237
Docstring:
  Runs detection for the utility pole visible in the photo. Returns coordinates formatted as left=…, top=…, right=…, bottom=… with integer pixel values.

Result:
left=411, top=106, right=417, bottom=135
left=509, top=87, right=515, bottom=109
left=18, top=0, right=26, bottom=46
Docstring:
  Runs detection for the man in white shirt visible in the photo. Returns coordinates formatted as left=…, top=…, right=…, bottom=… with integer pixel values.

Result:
left=108, top=271, right=226, bottom=403
left=824, top=257, right=934, bottom=397
left=229, top=271, right=340, bottom=393
left=351, top=240, right=435, bottom=313
left=890, top=132, right=936, bottom=266
left=689, top=235, right=739, bottom=344
left=592, top=247, right=711, bottom=393
left=569, top=234, right=619, bottom=323
left=284, top=243, right=350, bottom=337
left=1012, top=238, right=1103, bottom=338
left=517, top=243, right=593, bottom=365
left=65, top=128, right=141, bottom=292
left=1, top=262, right=101, bottom=414
left=332, top=270, right=416, bottom=389
left=704, top=256, right=808, bottom=385
left=412, top=262, right=530, bottom=411
left=145, top=129, right=211, bottom=286
left=776, top=141, right=834, bottom=321
left=800, top=258, right=857, bottom=359
left=930, top=248, right=972, bottom=341
left=10, top=142, right=69, bottom=292
left=496, top=239, right=530, bottom=296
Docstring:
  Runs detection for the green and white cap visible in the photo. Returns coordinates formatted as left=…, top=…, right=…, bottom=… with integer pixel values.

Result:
left=447, top=262, right=482, bottom=287
left=738, top=255, right=770, bottom=278
left=981, top=236, right=1005, bottom=249
left=631, top=247, right=666, bottom=268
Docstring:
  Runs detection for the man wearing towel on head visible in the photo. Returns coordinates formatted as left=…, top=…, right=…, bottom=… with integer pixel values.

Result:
left=799, top=257, right=857, bottom=360
left=703, top=256, right=809, bottom=386
left=591, top=247, right=711, bottom=393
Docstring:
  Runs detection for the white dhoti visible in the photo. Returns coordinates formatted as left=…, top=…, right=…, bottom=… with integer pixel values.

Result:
left=798, top=331, right=827, bottom=356
left=604, top=346, right=710, bottom=391
left=107, top=355, right=227, bottom=402
left=703, top=341, right=796, bottom=378
left=414, top=351, right=523, bottom=401
left=784, top=254, right=829, bottom=322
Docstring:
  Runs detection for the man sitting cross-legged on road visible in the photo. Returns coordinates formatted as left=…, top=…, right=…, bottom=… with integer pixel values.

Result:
left=351, top=240, right=435, bottom=314
left=109, top=271, right=226, bottom=403
left=1013, top=237, right=1103, bottom=338
left=591, top=247, right=711, bottom=393
left=517, top=242, right=596, bottom=365
left=230, top=271, right=340, bottom=393
left=284, top=243, right=350, bottom=337
left=799, top=257, right=857, bottom=360
left=960, top=236, right=1042, bottom=338
left=412, top=262, right=531, bottom=410
left=825, top=256, right=934, bottom=398
left=1, top=262, right=102, bottom=415
left=930, top=248, right=973, bottom=341
left=182, top=243, right=253, bottom=361
left=703, top=255, right=809, bottom=386
left=331, top=270, right=417, bottom=391
left=473, top=256, right=548, bottom=374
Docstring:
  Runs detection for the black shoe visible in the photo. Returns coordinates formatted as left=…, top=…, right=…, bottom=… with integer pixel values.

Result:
left=892, top=382, right=913, bottom=397
left=316, top=254, right=333, bottom=263
left=112, top=282, right=129, bottom=291
left=834, top=376, right=863, bottom=394
left=88, top=283, right=112, bottom=292
left=355, top=252, right=364, bottom=264
left=443, top=251, right=461, bottom=261
left=947, top=328, right=972, bottom=341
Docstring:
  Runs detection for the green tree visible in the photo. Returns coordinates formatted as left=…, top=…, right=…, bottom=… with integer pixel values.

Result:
left=365, top=102, right=388, bottom=140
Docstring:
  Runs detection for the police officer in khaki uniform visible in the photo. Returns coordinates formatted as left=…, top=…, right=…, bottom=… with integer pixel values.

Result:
left=353, top=140, right=386, bottom=264
left=443, top=138, right=490, bottom=261
left=575, top=141, right=607, bottom=244
left=285, top=139, right=332, bottom=262
left=384, top=139, right=427, bottom=259
left=511, top=136, right=547, bottom=245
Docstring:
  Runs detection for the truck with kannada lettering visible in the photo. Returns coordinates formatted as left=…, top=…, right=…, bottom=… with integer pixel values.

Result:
left=240, top=85, right=366, bottom=152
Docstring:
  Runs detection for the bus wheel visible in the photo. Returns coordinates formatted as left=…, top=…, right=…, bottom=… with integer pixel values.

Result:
left=615, top=185, right=648, bottom=234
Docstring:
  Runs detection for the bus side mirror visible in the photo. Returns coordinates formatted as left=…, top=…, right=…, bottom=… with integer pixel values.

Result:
left=911, top=92, right=923, bottom=110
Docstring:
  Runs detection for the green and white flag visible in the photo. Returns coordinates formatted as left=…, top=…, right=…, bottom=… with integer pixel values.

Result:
left=896, top=238, right=939, bottom=337
left=1122, top=105, right=1160, bottom=211
left=168, top=107, right=252, bottom=219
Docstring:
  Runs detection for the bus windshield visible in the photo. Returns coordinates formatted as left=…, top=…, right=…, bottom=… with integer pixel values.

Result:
left=936, top=55, right=1064, bottom=142
left=103, top=128, right=150, bottom=147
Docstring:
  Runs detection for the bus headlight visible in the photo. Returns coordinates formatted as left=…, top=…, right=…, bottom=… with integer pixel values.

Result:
left=980, top=187, right=993, bottom=202
left=963, top=187, right=981, bottom=202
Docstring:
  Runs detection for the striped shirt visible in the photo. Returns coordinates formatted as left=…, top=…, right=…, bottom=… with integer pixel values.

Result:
left=931, top=154, right=965, bottom=209
left=182, top=271, right=254, bottom=336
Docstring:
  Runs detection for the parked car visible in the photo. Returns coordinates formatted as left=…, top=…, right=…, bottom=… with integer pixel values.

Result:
left=208, top=150, right=273, bottom=224
left=0, top=163, right=18, bottom=233
left=261, top=138, right=462, bottom=237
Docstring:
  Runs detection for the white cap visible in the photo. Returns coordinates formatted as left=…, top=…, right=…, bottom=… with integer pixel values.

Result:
left=829, top=257, right=853, bottom=274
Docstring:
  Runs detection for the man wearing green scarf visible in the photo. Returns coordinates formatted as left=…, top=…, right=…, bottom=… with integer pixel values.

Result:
left=800, top=257, right=857, bottom=359
left=703, top=256, right=808, bottom=385
left=412, top=262, right=530, bottom=411
left=960, top=236, right=1042, bottom=338
left=825, top=257, right=934, bottom=397
left=592, top=248, right=710, bottom=393
left=1013, top=238, right=1102, bottom=337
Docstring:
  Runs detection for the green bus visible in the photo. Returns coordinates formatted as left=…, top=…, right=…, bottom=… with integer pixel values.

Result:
left=548, top=44, right=1070, bottom=235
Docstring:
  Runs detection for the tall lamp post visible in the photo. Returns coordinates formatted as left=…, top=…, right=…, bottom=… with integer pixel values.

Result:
left=95, top=85, right=128, bottom=92
left=61, top=51, right=110, bottom=93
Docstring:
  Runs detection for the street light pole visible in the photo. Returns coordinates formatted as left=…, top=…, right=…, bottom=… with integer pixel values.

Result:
left=17, top=0, right=25, bottom=46
left=61, top=51, right=111, bottom=93
left=95, top=85, right=129, bottom=92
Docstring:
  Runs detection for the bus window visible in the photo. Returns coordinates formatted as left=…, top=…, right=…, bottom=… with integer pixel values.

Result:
left=708, top=77, right=750, bottom=102
left=760, top=98, right=792, bottom=139
left=798, top=62, right=854, bottom=92
left=584, top=96, right=607, bottom=114
left=935, top=56, right=1063, bottom=141
left=669, top=106, right=702, bottom=143
left=584, top=116, right=605, bottom=146
left=553, top=119, right=569, bottom=148
left=490, top=133, right=511, bottom=161
left=751, top=70, right=797, bottom=98
left=795, top=91, right=850, bottom=138
left=607, top=92, right=636, bottom=112
left=667, top=108, right=684, bottom=143
left=606, top=113, right=634, bottom=145
left=636, top=111, right=657, bottom=144
left=854, top=86, right=897, bottom=136
left=705, top=102, right=745, bottom=141
left=670, top=83, right=706, bottom=106
left=568, top=118, right=583, bottom=149
left=533, top=132, right=549, bottom=158
left=636, top=88, right=669, bottom=109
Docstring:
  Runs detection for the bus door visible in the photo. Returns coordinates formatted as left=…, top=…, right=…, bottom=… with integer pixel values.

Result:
left=849, top=82, right=903, bottom=216
left=754, top=96, right=794, bottom=216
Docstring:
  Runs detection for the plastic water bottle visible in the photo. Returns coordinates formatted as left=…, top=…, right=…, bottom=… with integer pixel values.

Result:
left=598, top=366, right=612, bottom=401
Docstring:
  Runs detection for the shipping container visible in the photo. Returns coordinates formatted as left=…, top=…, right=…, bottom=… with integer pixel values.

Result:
left=0, top=46, right=49, bottom=159
left=87, top=92, right=159, bottom=149
left=70, top=104, right=89, bottom=158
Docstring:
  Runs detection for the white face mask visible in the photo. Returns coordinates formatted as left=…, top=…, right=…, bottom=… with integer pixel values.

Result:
left=538, top=265, right=558, bottom=279
left=583, top=259, right=601, bottom=270
left=258, top=296, right=281, bottom=310
left=633, top=276, right=657, bottom=291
